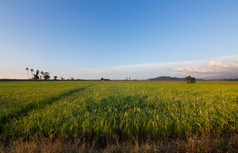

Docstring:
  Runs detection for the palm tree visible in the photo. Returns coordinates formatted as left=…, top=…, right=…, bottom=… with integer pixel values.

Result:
left=25, top=68, right=29, bottom=79
left=30, top=69, right=34, bottom=78
left=41, top=71, right=44, bottom=79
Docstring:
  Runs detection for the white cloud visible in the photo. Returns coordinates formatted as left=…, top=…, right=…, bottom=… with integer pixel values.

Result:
left=174, top=58, right=238, bottom=78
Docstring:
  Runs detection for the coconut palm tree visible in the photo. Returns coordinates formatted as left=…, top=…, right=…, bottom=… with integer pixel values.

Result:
left=33, top=70, right=40, bottom=80
left=25, top=68, right=29, bottom=79
left=30, top=69, right=34, bottom=78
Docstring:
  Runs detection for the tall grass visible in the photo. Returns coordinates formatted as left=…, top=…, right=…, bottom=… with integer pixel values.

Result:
left=1, top=81, right=237, bottom=147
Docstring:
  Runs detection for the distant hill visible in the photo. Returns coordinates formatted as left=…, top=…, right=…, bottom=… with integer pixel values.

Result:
left=147, top=76, right=185, bottom=81
left=147, top=76, right=205, bottom=81
left=223, top=78, right=238, bottom=81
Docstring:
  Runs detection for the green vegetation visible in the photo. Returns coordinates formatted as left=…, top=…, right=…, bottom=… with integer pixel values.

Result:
left=185, top=76, right=196, bottom=83
left=0, top=81, right=237, bottom=152
left=0, top=81, right=93, bottom=131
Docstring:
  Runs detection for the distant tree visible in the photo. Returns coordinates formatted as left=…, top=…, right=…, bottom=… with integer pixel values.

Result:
left=101, top=77, right=104, bottom=80
left=61, top=77, right=64, bottom=80
left=30, top=69, right=34, bottom=78
left=40, top=71, right=44, bottom=79
left=191, top=77, right=196, bottom=83
left=33, top=70, right=40, bottom=80
left=100, top=77, right=110, bottom=81
left=25, top=68, right=29, bottom=79
left=54, top=76, right=57, bottom=80
left=43, top=72, right=50, bottom=80
left=185, top=76, right=196, bottom=83
left=71, top=77, right=74, bottom=80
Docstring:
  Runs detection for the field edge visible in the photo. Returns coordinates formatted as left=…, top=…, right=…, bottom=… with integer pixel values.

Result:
left=1, top=133, right=237, bottom=153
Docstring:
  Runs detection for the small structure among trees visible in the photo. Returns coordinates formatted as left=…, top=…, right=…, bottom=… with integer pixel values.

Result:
left=185, top=76, right=196, bottom=83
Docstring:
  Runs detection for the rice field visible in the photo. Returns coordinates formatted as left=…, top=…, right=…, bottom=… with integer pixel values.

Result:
left=0, top=81, right=237, bottom=152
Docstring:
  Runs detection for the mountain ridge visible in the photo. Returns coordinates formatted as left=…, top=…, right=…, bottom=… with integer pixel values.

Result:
left=147, top=76, right=205, bottom=81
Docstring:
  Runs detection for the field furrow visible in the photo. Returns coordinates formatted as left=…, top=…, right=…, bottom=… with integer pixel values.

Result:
left=0, top=81, right=96, bottom=132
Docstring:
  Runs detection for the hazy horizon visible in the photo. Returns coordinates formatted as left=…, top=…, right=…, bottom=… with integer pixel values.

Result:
left=1, top=0, right=238, bottom=80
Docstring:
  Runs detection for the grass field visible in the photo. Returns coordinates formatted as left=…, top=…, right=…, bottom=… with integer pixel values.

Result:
left=0, top=81, right=237, bottom=152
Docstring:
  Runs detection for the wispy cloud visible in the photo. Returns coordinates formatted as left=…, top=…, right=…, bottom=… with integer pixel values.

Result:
left=52, top=60, right=203, bottom=80
left=2, top=56, right=238, bottom=79
left=174, top=58, right=238, bottom=73
left=35, top=57, right=238, bottom=80
left=107, top=61, right=192, bottom=71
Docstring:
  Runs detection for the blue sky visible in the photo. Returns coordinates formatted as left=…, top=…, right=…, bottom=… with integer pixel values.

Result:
left=0, top=0, right=238, bottom=79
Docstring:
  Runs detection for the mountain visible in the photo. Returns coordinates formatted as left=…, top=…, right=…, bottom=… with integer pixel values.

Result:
left=147, top=76, right=185, bottom=81
left=147, top=76, right=205, bottom=81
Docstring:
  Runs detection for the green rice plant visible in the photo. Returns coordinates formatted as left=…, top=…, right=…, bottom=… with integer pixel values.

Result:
left=1, top=81, right=237, bottom=146
left=0, top=81, right=95, bottom=131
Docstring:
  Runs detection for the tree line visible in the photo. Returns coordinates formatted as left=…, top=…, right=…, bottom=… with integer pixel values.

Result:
left=25, top=68, right=51, bottom=80
left=25, top=68, right=196, bottom=82
left=25, top=68, right=76, bottom=80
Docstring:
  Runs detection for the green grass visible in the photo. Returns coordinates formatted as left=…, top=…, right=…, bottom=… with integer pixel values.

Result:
left=0, top=81, right=238, bottom=150
left=0, top=81, right=94, bottom=131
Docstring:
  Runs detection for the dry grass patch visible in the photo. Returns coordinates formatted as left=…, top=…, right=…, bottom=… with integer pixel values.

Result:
left=1, top=134, right=237, bottom=153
